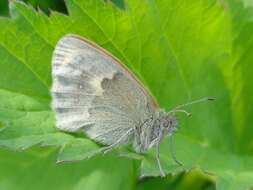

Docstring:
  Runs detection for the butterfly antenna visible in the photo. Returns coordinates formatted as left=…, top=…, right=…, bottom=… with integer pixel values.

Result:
left=172, top=97, right=215, bottom=111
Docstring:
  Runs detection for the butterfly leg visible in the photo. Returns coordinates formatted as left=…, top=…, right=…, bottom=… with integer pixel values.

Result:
left=101, top=128, right=134, bottom=154
left=169, top=135, right=183, bottom=166
left=156, top=143, right=166, bottom=177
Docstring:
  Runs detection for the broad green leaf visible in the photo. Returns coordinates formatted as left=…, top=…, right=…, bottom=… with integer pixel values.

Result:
left=0, top=0, right=253, bottom=189
left=0, top=148, right=136, bottom=190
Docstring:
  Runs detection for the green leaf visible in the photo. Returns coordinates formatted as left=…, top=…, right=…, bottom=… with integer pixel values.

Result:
left=0, top=0, right=253, bottom=189
left=0, top=148, right=136, bottom=190
left=21, top=0, right=67, bottom=15
left=137, top=170, right=215, bottom=190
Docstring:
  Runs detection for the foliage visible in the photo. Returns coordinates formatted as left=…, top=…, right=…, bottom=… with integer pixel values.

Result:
left=0, top=0, right=125, bottom=15
left=0, top=0, right=8, bottom=16
left=0, top=0, right=253, bottom=189
left=22, top=0, right=68, bottom=15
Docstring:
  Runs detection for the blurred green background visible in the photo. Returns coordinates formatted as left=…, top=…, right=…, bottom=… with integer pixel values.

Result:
left=0, top=0, right=216, bottom=189
left=0, top=0, right=253, bottom=189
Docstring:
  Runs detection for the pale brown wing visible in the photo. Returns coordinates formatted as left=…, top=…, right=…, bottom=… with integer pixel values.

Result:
left=51, top=34, right=158, bottom=145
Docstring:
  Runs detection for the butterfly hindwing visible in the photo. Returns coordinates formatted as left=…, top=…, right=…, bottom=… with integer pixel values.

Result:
left=51, top=35, right=156, bottom=145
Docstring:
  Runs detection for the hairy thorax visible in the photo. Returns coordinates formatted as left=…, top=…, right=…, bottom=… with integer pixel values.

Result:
left=133, top=109, right=179, bottom=153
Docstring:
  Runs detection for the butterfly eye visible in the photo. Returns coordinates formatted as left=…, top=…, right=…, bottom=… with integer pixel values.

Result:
left=161, top=119, right=172, bottom=129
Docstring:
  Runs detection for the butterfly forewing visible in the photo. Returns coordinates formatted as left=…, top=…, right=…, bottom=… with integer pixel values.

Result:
left=51, top=35, right=157, bottom=145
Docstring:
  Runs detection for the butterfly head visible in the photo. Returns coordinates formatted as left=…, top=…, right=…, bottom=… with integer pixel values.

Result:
left=156, top=110, right=179, bottom=134
left=154, top=97, right=216, bottom=136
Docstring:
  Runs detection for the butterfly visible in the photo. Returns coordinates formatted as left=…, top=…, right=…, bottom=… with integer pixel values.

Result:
left=51, top=34, right=214, bottom=177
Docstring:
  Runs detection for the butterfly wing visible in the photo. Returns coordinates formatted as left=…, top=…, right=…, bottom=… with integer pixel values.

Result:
left=51, top=35, right=157, bottom=145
